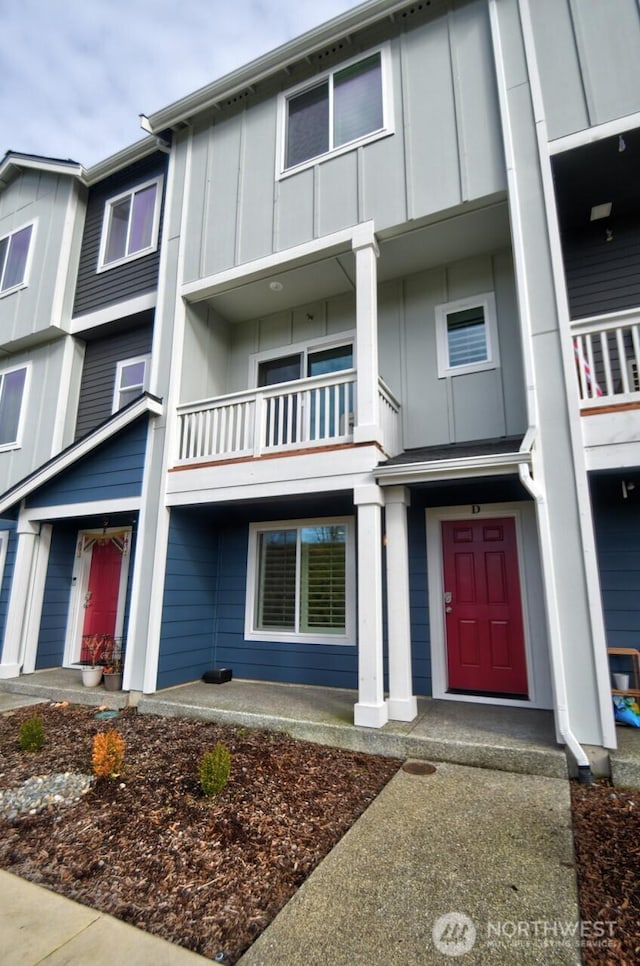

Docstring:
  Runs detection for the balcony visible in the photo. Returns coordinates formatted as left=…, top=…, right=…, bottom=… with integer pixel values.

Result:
left=573, top=312, right=640, bottom=408
left=176, top=371, right=401, bottom=465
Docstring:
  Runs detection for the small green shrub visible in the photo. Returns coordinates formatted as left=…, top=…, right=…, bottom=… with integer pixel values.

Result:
left=18, top=714, right=45, bottom=752
left=198, top=743, right=231, bottom=797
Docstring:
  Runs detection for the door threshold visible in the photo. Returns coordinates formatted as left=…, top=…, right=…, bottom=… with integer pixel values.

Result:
left=448, top=688, right=530, bottom=701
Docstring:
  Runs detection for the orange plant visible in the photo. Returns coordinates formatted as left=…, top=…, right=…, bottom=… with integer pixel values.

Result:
left=92, top=729, right=125, bottom=778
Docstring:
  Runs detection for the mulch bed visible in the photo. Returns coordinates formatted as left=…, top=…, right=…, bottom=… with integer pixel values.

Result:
left=1, top=703, right=639, bottom=964
left=0, top=704, right=399, bottom=962
left=570, top=779, right=640, bottom=965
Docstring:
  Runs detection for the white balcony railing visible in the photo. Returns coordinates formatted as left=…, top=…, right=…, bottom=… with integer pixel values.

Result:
left=573, top=313, right=640, bottom=408
left=176, top=371, right=402, bottom=464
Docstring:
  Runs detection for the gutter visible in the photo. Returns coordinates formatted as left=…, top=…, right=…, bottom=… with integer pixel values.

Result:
left=518, top=451, right=592, bottom=783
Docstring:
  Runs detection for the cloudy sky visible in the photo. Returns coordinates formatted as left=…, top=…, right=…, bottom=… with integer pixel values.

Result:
left=1, top=0, right=364, bottom=169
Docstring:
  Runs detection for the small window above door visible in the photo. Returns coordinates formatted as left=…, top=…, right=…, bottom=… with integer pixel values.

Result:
left=435, top=293, right=500, bottom=378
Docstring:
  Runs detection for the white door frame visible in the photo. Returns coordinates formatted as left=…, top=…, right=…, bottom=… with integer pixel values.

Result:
left=63, top=527, right=132, bottom=666
left=426, top=502, right=553, bottom=709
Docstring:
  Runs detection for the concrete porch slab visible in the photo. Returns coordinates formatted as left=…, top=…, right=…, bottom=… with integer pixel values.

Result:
left=1, top=671, right=569, bottom=779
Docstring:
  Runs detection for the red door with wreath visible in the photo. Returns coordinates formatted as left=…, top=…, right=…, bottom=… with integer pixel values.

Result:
left=80, top=538, right=123, bottom=663
left=442, top=517, right=528, bottom=697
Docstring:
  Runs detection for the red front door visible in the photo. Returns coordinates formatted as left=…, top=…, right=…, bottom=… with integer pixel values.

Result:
left=81, top=539, right=123, bottom=658
left=442, top=517, right=528, bottom=696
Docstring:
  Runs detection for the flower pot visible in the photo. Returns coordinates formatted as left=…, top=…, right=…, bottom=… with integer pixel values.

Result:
left=82, top=666, right=103, bottom=687
left=103, top=671, right=123, bottom=692
left=613, top=672, right=630, bottom=691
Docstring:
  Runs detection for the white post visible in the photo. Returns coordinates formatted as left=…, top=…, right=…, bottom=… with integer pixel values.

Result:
left=353, top=484, right=388, bottom=728
left=0, top=516, right=39, bottom=678
left=384, top=486, right=418, bottom=721
left=352, top=224, right=381, bottom=445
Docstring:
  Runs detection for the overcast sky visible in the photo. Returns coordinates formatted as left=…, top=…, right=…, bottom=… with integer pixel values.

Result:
left=1, top=0, right=365, bottom=169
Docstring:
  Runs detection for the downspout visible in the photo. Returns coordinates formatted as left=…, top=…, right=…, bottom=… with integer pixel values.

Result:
left=488, top=0, right=593, bottom=781
left=519, top=455, right=592, bottom=782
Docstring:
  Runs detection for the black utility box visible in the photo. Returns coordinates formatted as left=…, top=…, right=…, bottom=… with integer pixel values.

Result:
left=202, top=668, right=233, bottom=684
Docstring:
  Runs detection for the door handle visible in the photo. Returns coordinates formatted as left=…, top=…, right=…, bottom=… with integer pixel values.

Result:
left=445, top=606, right=452, bottom=613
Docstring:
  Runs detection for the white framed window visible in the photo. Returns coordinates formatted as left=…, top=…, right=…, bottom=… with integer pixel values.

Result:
left=98, top=177, right=163, bottom=271
left=250, top=332, right=355, bottom=387
left=113, top=355, right=150, bottom=412
left=0, top=363, right=29, bottom=449
left=245, top=517, right=356, bottom=645
left=278, top=45, right=393, bottom=175
left=435, top=292, right=500, bottom=378
left=0, top=222, right=34, bottom=296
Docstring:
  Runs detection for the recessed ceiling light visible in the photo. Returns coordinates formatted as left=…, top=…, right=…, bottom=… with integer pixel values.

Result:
left=590, top=202, right=612, bottom=221
left=269, top=280, right=283, bottom=292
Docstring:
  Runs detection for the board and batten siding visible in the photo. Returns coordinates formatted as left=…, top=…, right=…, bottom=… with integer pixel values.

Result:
left=73, top=153, right=167, bottom=318
left=182, top=0, right=505, bottom=281
left=26, top=418, right=148, bottom=509
left=0, top=169, right=82, bottom=347
left=528, top=0, right=640, bottom=142
left=158, top=501, right=358, bottom=691
left=74, top=316, right=153, bottom=439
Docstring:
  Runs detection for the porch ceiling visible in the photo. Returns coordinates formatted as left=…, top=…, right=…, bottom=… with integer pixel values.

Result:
left=201, top=199, right=512, bottom=324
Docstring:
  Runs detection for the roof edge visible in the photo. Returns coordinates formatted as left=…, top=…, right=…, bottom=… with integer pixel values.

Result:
left=142, top=0, right=416, bottom=132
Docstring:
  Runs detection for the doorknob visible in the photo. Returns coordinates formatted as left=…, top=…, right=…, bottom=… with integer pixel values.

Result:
left=445, top=606, right=452, bottom=613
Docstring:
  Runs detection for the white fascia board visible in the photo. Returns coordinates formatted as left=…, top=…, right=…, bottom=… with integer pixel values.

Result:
left=0, top=395, right=163, bottom=515
left=0, top=154, right=83, bottom=190
left=22, top=497, right=141, bottom=522
left=182, top=223, right=373, bottom=303
left=83, top=137, right=160, bottom=185
left=549, top=111, right=640, bottom=156
left=70, top=292, right=157, bottom=334
left=376, top=451, right=532, bottom=486
left=142, top=0, right=416, bottom=132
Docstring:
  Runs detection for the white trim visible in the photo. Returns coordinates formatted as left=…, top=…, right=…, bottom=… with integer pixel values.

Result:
left=245, top=516, right=356, bottom=646
left=97, top=175, right=163, bottom=272
left=426, top=503, right=551, bottom=709
left=548, top=110, right=640, bottom=155
left=377, top=450, right=531, bottom=486
left=249, top=331, right=355, bottom=387
left=63, top=527, right=132, bottom=667
left=0, top=529, right=9, bottom=592
left=22, top=497, right=141, bottom=523
left=435, top=292, right=500, bottom=378
left=21, top=524, right=53, bottom=674
left=181, top=221, right=375, bottom=304
left=0, top=395, right=162, bottom=515
left=0, top=362, right=30, bottom=452
left=277, top=43, right=394, bottom=178
left=112, top=354, right=151, bottom=412
left=70, top=292, right=157, bottom=333
left=0, top=218, right=37, bottom=298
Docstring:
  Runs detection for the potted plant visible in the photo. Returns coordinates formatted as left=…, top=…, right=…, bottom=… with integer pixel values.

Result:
left=80, top=633, right=109, bottom=687
left=101, top=637, right=124, bottom=691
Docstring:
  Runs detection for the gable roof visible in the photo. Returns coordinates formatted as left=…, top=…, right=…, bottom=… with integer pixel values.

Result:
left=0, top=393, right=163, bottom=515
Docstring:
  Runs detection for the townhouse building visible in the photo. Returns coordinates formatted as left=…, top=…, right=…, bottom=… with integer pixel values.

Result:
left=1, top=0, right=639, bottom=772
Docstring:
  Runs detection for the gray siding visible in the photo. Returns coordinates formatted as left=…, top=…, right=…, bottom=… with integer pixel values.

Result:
left=182, top=0, right=505, bottom=281
left=529, top=0, right=640, bottom=141
left=563, top=218, right=640, bottom=320
left=74, top=315, right=153, bottom=439
left=73, top=153, right=167, bottom=317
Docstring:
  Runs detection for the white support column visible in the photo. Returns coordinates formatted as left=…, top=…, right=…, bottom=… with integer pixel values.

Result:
left=352, top=224, right=381, bottom=445
left=0, top=516, right=40, bottom=678
left=22, top=523, right=53, bottom=674
left=384, top=486, right=418, bottom=721
left=353, top=484, right=388, bottom=728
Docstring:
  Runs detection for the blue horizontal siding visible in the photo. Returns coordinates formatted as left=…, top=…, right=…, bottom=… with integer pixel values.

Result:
left=407, top=502, right=430, bottom=696
left=27, top=419, right=148, bottom=508
left=36, top=527, right=77, bottom=669
left=158, top=502, right=359, bottom=691
left=592, top=477, right=640, bottom=652
left=0, top=523, right=17, bottom=645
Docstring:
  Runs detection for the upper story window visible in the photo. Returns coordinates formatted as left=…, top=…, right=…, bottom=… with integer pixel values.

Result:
left=280, top=46, right=392, bottom=174
left=98, top=177, right=162, bottom=271
left=0, top=364, right=28, bottom=449
left=0, top=223, right=34, bottom=296
left=113, top=355, right=150, bottom=412
left=435, top=293, right=500, bottom=378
